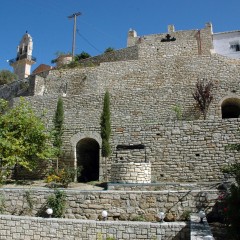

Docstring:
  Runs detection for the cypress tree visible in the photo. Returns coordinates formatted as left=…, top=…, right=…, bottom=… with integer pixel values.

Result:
left=53, top=97, right=64, bottom=170
left=100, top=91, right=111, bottom=157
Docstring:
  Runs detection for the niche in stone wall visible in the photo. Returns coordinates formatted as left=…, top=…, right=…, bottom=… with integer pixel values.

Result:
left=76, top=138, right=100, bottom=182
left=221, top=97, right=240, bottom=119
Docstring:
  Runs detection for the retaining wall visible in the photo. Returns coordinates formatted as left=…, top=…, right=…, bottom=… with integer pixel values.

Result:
left=0, top=215, right=189, bottom=240
left=0, top=188, right=222, bottom=221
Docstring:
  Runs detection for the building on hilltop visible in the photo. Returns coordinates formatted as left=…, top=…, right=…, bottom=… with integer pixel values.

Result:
left=4, top=23, right=240, bottom=183
left=9, top=32, right=36, bottom=80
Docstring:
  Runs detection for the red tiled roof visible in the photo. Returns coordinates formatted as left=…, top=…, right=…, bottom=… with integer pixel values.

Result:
left=32, top=64, right=53, bottom=75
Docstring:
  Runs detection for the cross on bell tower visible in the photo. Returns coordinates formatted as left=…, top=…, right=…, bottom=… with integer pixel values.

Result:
left=9, top=32, right=36, bottom=80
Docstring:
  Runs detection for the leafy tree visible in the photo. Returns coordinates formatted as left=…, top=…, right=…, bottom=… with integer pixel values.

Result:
left=192, top=78, right=213, bottom=119
left=0, top=70, right=17, bottom=85
left=223, top=137, right=240, bottom=239
left=104, top=47, right=115, bottom=53
left=0, top=98, right=55, bottom=181
left=53, top=97, right=64, bottom=172
left=100, top=91, right=111, bottom=157
left=74, top=51, right=91, bottom=61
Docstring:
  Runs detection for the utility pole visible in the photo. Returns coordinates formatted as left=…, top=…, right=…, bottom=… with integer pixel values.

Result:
left=68, top=12, right=81, bottom=58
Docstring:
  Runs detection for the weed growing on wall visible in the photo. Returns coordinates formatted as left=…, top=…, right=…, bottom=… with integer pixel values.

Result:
left=0, top=193, right=5, bottom=214
left=24, top=190, right=34, bottom=214
left=172, top=104, right=183, bottom=120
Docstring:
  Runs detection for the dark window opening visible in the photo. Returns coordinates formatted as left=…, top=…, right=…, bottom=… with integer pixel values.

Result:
left=230, top=43, right=240, bottom=52
left=222, top=98, right=240, bottom=119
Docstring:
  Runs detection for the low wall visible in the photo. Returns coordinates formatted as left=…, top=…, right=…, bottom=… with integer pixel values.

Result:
left=0, top=188, right=221, bottom=221
left=0, top=215, right=189, bottom=240
left=111, top=162, right=151, bottom=183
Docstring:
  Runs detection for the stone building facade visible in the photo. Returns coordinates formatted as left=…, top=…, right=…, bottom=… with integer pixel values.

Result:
left=5, top=23, right=240, bottom=183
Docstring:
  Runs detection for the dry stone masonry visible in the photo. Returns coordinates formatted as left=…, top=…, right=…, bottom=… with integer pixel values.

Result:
left=4, top=22, right=240, bottom=183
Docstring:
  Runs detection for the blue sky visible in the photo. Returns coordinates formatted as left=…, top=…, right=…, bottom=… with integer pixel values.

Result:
left=1, top=0, right=240, bottom=72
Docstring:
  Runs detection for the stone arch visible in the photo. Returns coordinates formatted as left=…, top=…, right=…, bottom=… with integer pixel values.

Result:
left=219, top=96, right=240, bottom=119
left=70, top=132, right=102, bottom=182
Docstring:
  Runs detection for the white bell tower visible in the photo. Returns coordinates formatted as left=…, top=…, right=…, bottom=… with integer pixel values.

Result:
left=9, top=32, right=36, bottom=80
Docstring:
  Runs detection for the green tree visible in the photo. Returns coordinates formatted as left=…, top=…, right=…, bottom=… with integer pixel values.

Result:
left=100, top=91, right=111, bottom=157
left=53, top=97, right=64, bottom=172
left=0, top=70, right=17, bottom=85
left=223, top=138, right=240, bottom=239
left=74, top=51, right=91, bottom=61
left=0, top=98, right=55, bottom=181
left=104, top=47, right=115, bottom=53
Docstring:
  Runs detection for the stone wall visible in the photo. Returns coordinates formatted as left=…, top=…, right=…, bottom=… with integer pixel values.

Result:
left=0, top=188, right=221, bottom=221
left=77, top=45, right=138, bottom=65
left=0, top=215, right=189, bottom=240
left=2, top=25, right=240, bottom=183
left=111, top=162, right=151, bottom=183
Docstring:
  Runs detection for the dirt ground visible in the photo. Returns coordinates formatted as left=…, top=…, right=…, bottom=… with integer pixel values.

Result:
left=0, top=180, right=105, bottom=190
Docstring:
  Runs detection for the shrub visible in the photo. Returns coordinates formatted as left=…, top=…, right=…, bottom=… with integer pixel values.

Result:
left=46, top=189, right=66, bottom=218
left=45, top=166, right=82, bottom=188
left=192, top=78, right=213, bottom=119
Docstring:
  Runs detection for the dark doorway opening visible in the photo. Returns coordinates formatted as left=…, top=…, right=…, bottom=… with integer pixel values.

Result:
left=222, top=98, right=240, bottom=119
left=76, top=138, right=99, bottom=182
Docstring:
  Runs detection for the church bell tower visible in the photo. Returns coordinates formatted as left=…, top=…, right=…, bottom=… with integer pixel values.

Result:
left=9, top=32, right=36, bottom=80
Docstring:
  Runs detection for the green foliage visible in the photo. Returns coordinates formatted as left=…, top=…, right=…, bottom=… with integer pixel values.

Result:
left=0, top=98, right=55, bottom=182
left=0, top=193, right=5, bottom=214
left=24, top=190, right=34, bottom=214
left=172, top=104, right=182, bottom=120
left=221, top=163, right=240, bottom=238
left=45, top=166, right=82, bottom=188
left=192, top=78, right=213, bottom=119
left=0, top=70, right=17, bottom=85
left=104, top=47, right=115, bottom=53
left=106, top=237, right=116, bottom=240
left=53, top=97, right=64, bottom=157
left=132, top=214, right=146, bottom=221
left=46, top=189, right=66, bottom=218
left=180, top=210, right=191, bottom=221
left=222, top=163, right=240, bottom=186
left=100, top=91, right=111, bottom=157
left=74, top=51, right=91, bottom=61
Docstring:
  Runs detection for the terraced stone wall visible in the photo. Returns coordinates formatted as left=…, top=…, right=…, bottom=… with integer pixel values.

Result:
left=0, top=188, right=220, bottom=221
left=0, top=215, right=189, bottom=240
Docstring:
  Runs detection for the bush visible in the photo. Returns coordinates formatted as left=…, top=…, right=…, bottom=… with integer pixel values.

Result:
left=45, top=166, right=82, bottom=188
left=46, top=189, right=66, bottom=218
left=0, top=70, right=17, bottom=85
left=221, top=163, right=240, bottom=239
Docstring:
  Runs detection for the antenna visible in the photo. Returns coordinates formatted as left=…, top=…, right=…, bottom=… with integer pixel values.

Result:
left=68, top=12, right=81, bottom=58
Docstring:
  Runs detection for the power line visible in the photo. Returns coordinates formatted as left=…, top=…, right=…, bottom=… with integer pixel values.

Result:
left=76, top=29, right=101, bottom=53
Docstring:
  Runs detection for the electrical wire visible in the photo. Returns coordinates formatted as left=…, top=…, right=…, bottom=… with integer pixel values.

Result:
left=76, top=29, right=102, bottom=53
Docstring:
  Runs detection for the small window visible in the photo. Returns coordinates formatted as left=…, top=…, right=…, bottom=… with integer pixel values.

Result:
left=24, top=45, right=28, bottom=53
left=230, top=42, right=240, bottom=52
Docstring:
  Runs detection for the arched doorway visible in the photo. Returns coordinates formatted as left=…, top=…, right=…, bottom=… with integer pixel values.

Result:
left=221, top=98, right=240, bottom=119
left=76, top=138, right=100, bottom=182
